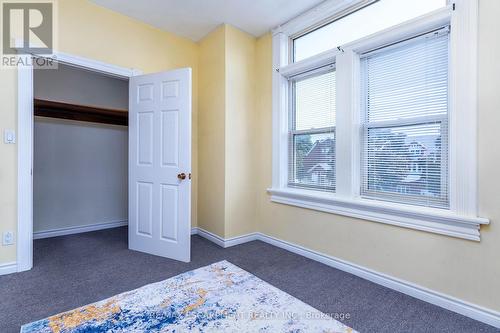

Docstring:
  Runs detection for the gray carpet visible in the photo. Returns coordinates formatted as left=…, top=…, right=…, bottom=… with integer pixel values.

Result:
left=0, top=227, right=497, bottom=333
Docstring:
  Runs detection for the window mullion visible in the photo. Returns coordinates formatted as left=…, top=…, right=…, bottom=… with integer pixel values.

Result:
left=449, top=0, right=479, bottom=216
left=335, top=49, right=359, bottom=198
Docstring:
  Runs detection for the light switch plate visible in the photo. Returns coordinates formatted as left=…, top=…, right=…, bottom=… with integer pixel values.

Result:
left=4, top=129, right=16, bottom=144
left=2, top=231, right=14, bottom=246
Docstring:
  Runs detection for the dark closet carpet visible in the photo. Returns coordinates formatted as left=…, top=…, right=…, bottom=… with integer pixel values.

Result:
left=0, top=227, right=497, bottom=333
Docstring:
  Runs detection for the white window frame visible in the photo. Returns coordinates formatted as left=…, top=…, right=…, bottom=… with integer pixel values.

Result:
left=288, top=64, right=337, bottom=192
left=268, top=0, right=489, bottom=241
left=359, top=27, right=451, bottom=209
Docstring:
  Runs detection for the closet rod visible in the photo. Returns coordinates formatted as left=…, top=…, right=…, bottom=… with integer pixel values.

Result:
left=34, top=99, right=128, bottom=126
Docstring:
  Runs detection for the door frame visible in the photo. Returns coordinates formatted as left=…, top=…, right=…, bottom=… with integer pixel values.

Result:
left=17, top=51, right=141, bottom=273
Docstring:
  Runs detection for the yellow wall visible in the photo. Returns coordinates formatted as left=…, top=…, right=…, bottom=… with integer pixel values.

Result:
left=0, top=68, right=17, bottom=264
left=254, top=33, right=273, bottom=233
left=198, top=25, right=226, bottom=237
left=197, top=25, right=257, bottom=238
left=224, top=26, right=257, bottom=238
left=0, top=0, right=199, bottom=263
left=253, top=0, right=500, bottom=312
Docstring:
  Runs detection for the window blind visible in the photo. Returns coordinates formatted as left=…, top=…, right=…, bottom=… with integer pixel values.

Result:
left=289, top=68, right=336, bottom=191
left=360, top=28, right=449, bottom=208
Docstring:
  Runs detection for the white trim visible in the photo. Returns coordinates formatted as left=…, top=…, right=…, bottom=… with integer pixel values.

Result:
left=191, top=227, right=258, bottom=248
left=273, top=0, right=376, bottom=37
left=224, top=233, right=259, bottom=247
left=279, top=48, right=339, bottom=78
left=51, top=52, right=142, bottom=78
left=335, top=48, right=358, bottom=197
left=17, top=45, right=142, bottom=79
left=33, top=220, right=128, bottom=240
left=17, top=53, right=141, bottom=273
left=449, top=0, right=479, bottom=216
left=13, top=38, right=142, bottom=78
left=268, top=188, right=488, bottom=241
left=50, top=52, right=142, bottom=78
left=192, top=227, right=224, bottom=247
left=17, top=57, right=34, bottom=273
left=188, top=229, right=500, bottom=328
left=272, top=32, right=289, bottom=189
left=0, top=262, right=18, bottom=276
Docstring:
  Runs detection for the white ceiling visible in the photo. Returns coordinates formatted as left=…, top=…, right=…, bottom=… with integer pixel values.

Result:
left=90, top=0, right=324, bottom=42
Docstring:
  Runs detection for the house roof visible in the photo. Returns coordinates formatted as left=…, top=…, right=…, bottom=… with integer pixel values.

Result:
left=307, top=163, right=332, bottom=174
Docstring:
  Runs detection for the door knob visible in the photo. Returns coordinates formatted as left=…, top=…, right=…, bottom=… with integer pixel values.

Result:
left=177, top=173, right=187, bottom=180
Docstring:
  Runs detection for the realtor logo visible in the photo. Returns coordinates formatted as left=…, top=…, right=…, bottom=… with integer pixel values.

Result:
left=2, top=1, right=53, bottom=54
left=1, top=0, right=57, bottom=68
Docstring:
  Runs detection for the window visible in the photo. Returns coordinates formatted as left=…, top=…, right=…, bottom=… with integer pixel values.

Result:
left=360, top=29, right=449, bottom=209
left=293, top=0, right=448, bottom=62
left=270, top=0, right=488, bottom=240
left=289, top=67, right=336, bottom=191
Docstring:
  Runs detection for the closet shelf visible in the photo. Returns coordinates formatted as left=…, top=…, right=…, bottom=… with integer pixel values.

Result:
left=34, top=99, right=128, bottom=126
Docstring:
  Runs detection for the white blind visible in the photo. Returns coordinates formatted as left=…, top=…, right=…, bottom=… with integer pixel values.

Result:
left=289, top=68, right=336, bottom=191
left=360, top=29, right=449, bottom=208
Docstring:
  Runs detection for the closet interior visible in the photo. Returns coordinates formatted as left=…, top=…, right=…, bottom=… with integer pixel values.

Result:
left=33, top=63, right=129, bottom=241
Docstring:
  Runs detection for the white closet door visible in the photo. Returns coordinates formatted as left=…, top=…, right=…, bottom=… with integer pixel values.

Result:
left=128, top=68, right=191, bottom=262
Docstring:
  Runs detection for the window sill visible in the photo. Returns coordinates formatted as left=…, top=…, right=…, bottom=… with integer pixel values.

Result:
left=267, top=187, right=489, bottom=241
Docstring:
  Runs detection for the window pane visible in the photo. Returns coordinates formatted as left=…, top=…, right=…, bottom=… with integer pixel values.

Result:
left=361, top=31, right=449, bottom=209
left=289, top=68, right=336, bottom=192
left=362, top=123, right=448, bottom=208
left=294, top=0, right=447, bottom=62
left=294, top=70, right=336, bottom=131
left=290, top=132, right=336, bottom=191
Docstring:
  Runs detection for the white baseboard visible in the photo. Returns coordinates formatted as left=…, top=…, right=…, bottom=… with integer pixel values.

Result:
left=33, top=220, right=128, bottom=240
left=191, top=227, right=258, bottom=248
left=225, top=232, right=259, bottom=247
left=0, top=262, right=17, bottom=276
left=192, top=227, right=225, bottom=247
left=192, top=227, right=500, bottom=328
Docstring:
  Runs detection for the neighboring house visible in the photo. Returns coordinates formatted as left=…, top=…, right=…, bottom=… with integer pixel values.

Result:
left=307, top=163, right=332, bottom=184
left=371, top=138, right=442, bottom=197
left=400, top=141, right=428, bottom=194
left=302, top=138, right=335, bottom=188
left=402, top=141, right=427, bottom=182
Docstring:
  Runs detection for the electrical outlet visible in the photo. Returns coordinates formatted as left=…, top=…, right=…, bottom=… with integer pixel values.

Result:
left=2, top=231, right=14, bottom=246
left=3, top=129, right=16, bottom=144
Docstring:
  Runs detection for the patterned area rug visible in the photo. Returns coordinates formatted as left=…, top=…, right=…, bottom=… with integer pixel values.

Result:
left=21, top=260, right=355, bottom=332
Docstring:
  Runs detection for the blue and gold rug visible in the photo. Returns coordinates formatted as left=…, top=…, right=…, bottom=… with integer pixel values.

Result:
left=21, top=260, right=355, bottom=332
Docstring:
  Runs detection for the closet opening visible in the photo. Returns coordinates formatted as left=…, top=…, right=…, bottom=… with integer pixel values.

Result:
left=32, top=62, right=129, bottom=255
